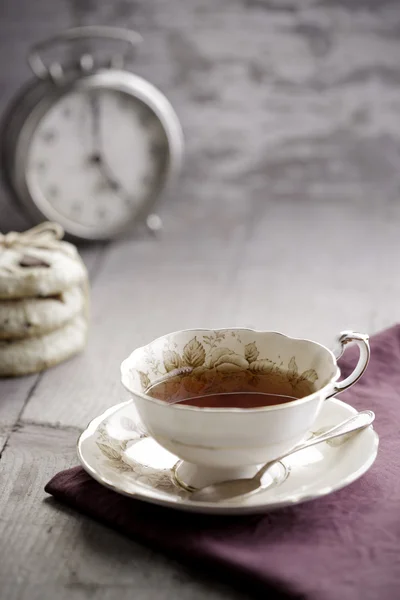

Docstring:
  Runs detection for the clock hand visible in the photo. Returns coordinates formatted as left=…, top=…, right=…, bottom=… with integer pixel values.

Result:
left=97, top=159, right=122, bottom=192
left=88, top=94, right=102, bottom=163
left=88, top=94, right=121, bottom=191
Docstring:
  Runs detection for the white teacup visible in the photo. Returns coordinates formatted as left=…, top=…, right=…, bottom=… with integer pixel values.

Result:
left=121, top=329, right=369, bottom=481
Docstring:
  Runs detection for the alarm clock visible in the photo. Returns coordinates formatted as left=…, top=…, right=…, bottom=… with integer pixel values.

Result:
left=1, top=26, right=184, bottom=241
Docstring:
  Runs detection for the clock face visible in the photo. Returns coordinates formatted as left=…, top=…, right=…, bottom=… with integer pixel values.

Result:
left=24, top=87, right=170, bottom=238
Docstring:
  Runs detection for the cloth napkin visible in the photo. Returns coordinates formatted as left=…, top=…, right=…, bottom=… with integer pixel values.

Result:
left=45, top=326, right=400, bottom=600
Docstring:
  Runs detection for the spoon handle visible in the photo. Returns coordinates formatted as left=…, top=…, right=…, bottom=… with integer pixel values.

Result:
left=256, top=410, right=375, bottom=482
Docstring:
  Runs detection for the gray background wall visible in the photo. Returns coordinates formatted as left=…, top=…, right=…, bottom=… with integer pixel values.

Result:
left=2, top=0, right=400, bottom=235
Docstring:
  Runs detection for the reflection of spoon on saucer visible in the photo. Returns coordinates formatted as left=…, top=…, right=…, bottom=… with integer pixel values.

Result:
left=190, top=410, right=375, bottom=503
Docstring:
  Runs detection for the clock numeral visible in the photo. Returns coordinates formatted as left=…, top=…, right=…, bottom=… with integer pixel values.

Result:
left=97, top=208, right=107, bottom=220
left=71, top=203, right=82, bottom=215
left=47, top=185, right=59, bottom=199
left=36, top=160, right=46, bottom=172
left=41, top=130, right=57, bottom=144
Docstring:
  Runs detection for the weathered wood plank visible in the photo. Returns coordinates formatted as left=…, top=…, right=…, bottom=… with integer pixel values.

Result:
left=0, top=375, right=39, bottom=452
left=230, top=197, right=394, bottom=346
left=0, top=424, right=249, bottom=600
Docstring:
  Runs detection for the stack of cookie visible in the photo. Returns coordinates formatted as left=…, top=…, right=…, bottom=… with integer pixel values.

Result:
left=0, top=222, right=89, bottom=377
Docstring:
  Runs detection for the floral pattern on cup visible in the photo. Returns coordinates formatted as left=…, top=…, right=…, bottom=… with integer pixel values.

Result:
left=133, top=331, right=319, bottom=402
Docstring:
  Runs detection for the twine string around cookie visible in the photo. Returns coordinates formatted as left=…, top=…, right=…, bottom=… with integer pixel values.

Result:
left=0, top=222, right=74, bottom=273
left=0, top=222, right=65, bottom=252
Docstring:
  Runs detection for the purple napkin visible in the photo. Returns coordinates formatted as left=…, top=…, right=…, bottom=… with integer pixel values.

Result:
left=45, top=326, right=400, bottom=600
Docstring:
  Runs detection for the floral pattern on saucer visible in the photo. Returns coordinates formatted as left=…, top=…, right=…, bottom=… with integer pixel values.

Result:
left=94, top=409, right=184, bottom=495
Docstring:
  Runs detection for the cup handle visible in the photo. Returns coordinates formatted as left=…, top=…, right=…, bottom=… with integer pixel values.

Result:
left=326, top=331, right=370, bottom=399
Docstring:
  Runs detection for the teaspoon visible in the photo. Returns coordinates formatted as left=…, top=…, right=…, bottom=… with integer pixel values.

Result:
left=190, top=410, right=375, bottom=503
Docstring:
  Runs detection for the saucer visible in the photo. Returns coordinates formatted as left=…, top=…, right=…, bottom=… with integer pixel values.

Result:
left=77, top=398, right=379, bottom=515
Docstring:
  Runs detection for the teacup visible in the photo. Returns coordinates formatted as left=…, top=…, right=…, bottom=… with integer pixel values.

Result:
left=121, top=329, right=369, bottom=485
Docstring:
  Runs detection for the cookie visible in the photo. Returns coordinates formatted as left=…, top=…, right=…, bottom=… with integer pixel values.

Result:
left=0, top=222, right=87, bottom=299
left=0, top=285, right=87, bottom=340
left=0, top=244, right=87, bottom=299
left=0, top=314, right=88, bottom=377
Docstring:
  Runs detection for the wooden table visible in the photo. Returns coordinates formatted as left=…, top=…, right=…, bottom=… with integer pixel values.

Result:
left=1, top=1, right=400, bottom=598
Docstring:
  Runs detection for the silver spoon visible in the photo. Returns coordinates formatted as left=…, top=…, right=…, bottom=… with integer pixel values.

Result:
left=190, top=410, right=375, bottom=503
